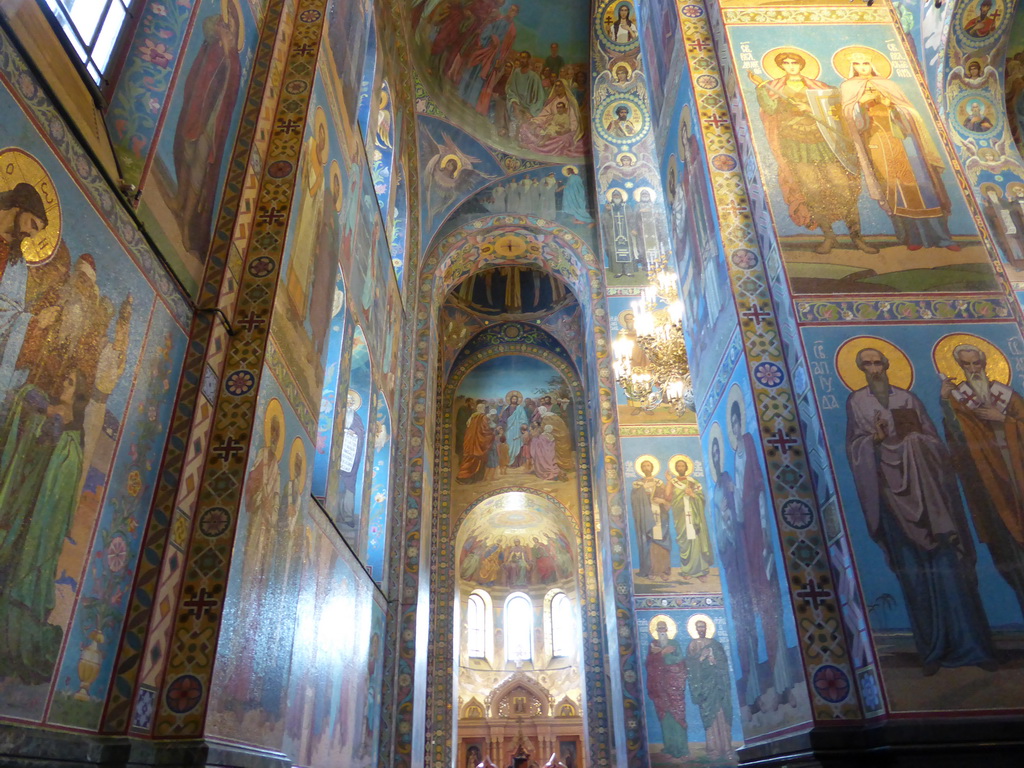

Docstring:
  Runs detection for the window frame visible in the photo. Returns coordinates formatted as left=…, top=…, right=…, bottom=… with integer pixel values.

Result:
left=35, top=0, right=139, bottom=103
left=550, top=591, right=573, bottom=658
left=503, top=591, right=534, bottom=663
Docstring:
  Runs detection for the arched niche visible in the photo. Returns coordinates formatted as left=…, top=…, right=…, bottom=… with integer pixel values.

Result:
left=436, top=317, right=600, bottom=768
left=401, top=216, right=646, bottom=768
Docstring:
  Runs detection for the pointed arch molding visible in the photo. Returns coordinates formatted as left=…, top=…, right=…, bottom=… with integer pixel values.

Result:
left=388, top=212, right=643, bottom=768
left=485, top=672, right=554, bottom=718
left=430, top=321, right=599, bottom=763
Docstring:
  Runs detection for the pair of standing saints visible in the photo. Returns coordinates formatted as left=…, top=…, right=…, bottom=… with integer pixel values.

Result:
left=755, top=46, right=960, bottom=253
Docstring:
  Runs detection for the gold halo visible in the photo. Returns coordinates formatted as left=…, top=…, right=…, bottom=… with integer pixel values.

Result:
left=979, top=182, right=1002, bottom=198
left=330, top=160, right=343, bottom=211
left=222, top=0, right=245, bottom=51
left=289, top=436, right=306, bottom=481
left=648, top=614, right=677, bottom=639
left=347, top=388, right=363, bottom=411
left=667, top=454, right=694, bottom=477
left=505, top=390, right=523, bottom=404
left=313, top=107, right=329, bottom=166
left=440, top=153, right=463, bottom=175
left=687, top=613, right=716, bottom=639
left=605, top=187, right=628, bottom=202
left=635, top=454, right=660, bottom=477
left=835, top=336, right=913, bottom=392
left=561, top=165, right=579, bottom=176
left=932, top=333, right=1011, bottom=386
left=611, top=60, right=634, bottom=80
left=760, top=47, right=821, bottom=80
left=263, top=398, right=285, bottom=460
left=725, top=384, right=745, bottom=450
left=707, top=422, right=724, bottom=482
left=0, top=148, right=62, bottom=265
left=833, top=45, right=893, bottom=80
left=617, top=307, right=636, bottom=330
left=1007, top=181, right=1024, bottom=195
left=616, top=151, right=638, bottom=166
left=633, top=186, right=657, bottom=203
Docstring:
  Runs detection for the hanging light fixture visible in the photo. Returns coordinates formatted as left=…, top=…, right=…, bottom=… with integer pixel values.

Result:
left=612, top=265, right=694, bottom=417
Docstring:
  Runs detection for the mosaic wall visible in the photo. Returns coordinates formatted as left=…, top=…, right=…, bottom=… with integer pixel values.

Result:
left=108, top=0, right=265, bottom=297
left=708, top=0, right=1024, bottom=728
left=0, top=29, right=189, bottom=732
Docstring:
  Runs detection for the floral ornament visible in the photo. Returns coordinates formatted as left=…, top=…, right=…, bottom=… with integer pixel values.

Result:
left=126, top=469, right=142, bottom=497
left=224, top=369, right=256, bottom=396
left=858, top=669, right=883, bottom=711
left=106, top=536, right=128, bottom=572
left=813, top=664, right=850, bottom=703
left=754, top=361, right=785, bottom=387
left=138, top=40, right=173, bottom=68
left=165, top=674, right=203, bottom=713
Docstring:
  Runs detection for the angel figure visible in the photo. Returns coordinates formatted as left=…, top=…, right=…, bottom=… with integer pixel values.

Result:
left=423, top=132, right=496, bottom=220
left=593, top=62, right=647, bottom=104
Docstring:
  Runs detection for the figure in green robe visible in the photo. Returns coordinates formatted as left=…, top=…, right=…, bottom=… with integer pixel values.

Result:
left=0, top=374, right=87, bottom=682
left=661, top=458, right=713, bottom=581
left=686, top=619, right=734, bottom=761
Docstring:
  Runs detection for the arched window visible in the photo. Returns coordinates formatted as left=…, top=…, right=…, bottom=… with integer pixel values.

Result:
left=466, top=593, right=486, bottom=658
left=550, top=592, right=573, bottom=657
left=504, top=592, right=534, bottom=662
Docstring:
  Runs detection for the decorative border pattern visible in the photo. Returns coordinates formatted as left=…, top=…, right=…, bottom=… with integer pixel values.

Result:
left=107, top=0, right=294, bottom=736
left=795, top=296, right=1013, bottom=324
left=681, top=0, right=861, bottom=725
left=151, top=0, right=327, bottom=737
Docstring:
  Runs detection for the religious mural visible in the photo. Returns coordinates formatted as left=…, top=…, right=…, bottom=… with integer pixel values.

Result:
left=701, top=375, right=811, bottom=738
left=450, top=354, right=578, bottom=513
left=727, top=23, right=997, bottom=294
left=412, top=0, right=592, bottom=160
left=623, top=435, right=720, bottom=595
left=208, top=367, right=386, bottom=767
left=804, top=323, right=1024, bottom=712
left=660, top=66, right=734, bottom=391
left=457, top=500, right=576, bottom=589
left=0, top=80, right=188, bottom=728
left=109, top=0, right=260, bottom=296
left=636, top=609, right=741, bottom=767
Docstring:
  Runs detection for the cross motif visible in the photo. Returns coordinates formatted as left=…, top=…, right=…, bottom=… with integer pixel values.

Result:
left=184, top=587, right=219, bottom=619
left=212, top=437, right=244, bottom=462
left=742, top=303, right=770, bottom=327
left=767, top=427, right=798, bottom=455
left=690, top=38, right=711, bottom=52
left=961, top=388, right=980, bottom=407
left=237, top=311, right=266, bottom=334
left=720, top=200, right=748, bottom=215
left=705, top=112, right=728, bottom=129
left=257, top=206, right=286, bottom=226
left=796, top=578, right=832, bottom=609
left=276, top=117, right=302, bottom=135
left=293, top=43, right=315, bottom=57
left=990, top=388, right=1007, bottom=407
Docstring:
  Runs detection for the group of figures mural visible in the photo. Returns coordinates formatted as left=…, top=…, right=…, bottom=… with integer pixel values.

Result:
left=454, top=385, right=575, bottom=487
left=210, top=376, right=385, bottom=766
left=732, top=29, right=995, bottom=294
left=459, top=529, right=574, bottom=587
left=413, top=0, right=591, bottom=159
left=642, top=613, right=735, bottom=765
left=805, top=329, right=1024, bottom=702
left=0, top=57, right=188, bottom=730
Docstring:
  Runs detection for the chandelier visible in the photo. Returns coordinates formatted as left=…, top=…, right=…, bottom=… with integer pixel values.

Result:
left=611, top=266, right=694, bottom=416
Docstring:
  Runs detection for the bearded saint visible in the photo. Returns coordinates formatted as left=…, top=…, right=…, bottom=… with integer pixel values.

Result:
left=941, top=343, right=1024, bottom=620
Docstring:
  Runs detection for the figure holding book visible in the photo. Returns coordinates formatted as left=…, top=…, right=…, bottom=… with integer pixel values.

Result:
left=844, top=345, right=996, bottom=675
